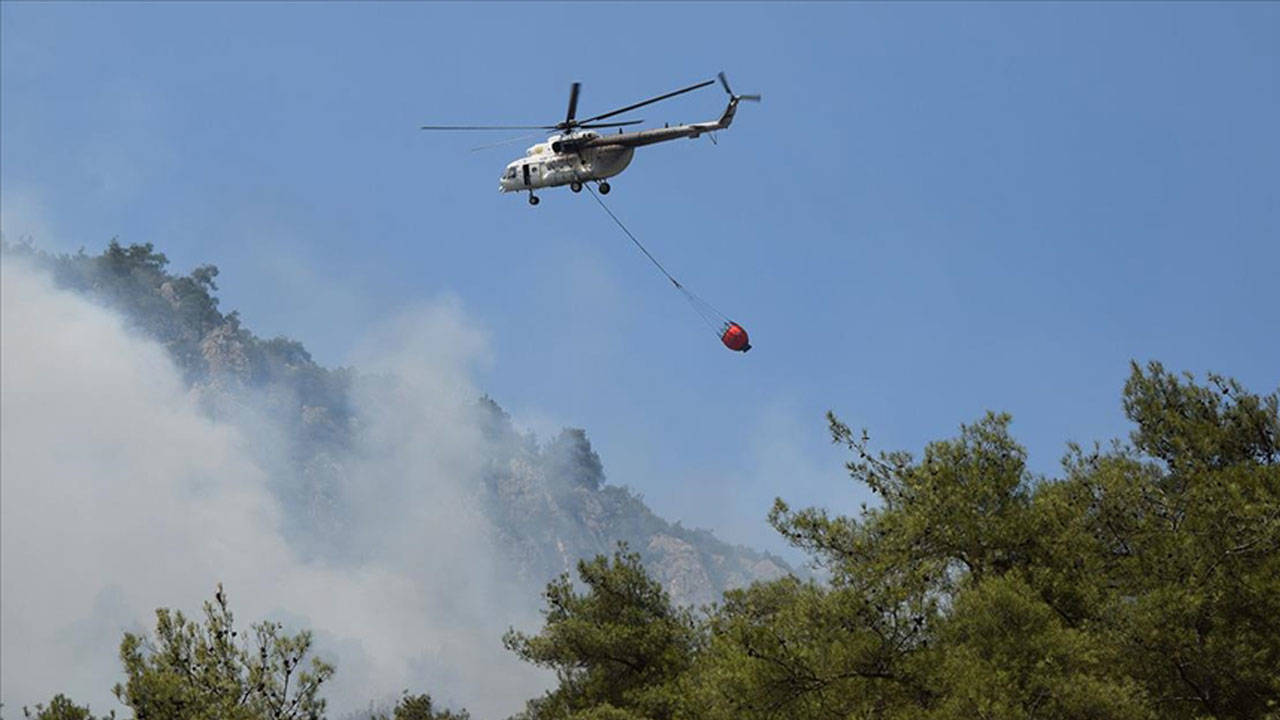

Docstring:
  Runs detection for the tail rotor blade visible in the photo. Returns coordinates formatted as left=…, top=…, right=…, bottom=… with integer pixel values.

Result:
left=717, top=72, right=760, bottom=102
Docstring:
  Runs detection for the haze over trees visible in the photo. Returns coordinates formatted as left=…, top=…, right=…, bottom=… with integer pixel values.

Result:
left=2, top=240, right=788, bottom=609
left=5, top=241, right=1276, bottom=718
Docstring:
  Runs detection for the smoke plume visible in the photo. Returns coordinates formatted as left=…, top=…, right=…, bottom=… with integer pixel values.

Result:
left=1, top=260, right=549, bottom=718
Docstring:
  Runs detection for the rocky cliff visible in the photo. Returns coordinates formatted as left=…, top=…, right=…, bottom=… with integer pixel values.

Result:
left=5, top=240, right=790, bottom=606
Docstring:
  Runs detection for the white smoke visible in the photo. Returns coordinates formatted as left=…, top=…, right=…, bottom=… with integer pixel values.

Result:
left=0, top=260, right=549, bottom=718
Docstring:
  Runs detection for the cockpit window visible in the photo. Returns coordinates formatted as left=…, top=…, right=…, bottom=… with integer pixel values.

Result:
left=504, top=168, right=517, bottom=179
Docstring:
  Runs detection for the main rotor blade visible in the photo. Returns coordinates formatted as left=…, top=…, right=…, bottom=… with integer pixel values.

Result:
left=578, top=119, right=644, bottom=129
left=469, top=132, right=545, bottom=151
left=421, top=124, right=555, bottom=131
left=565, top=82, right=581, bottom=126
left=578, top=78, right=715, bottom=124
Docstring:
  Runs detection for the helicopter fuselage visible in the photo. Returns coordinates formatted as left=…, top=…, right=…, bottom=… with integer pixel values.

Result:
left=498, top=95, right=751, bottom=196
left=499, top=134, right=635, bottom=193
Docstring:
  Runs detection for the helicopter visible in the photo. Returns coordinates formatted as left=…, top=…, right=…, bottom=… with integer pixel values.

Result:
left=421, top=72, right=760, bottom=205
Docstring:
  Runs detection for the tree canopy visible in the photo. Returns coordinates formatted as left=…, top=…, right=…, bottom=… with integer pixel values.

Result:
left=22, top=694, right=114, bottom=720
left=503, top=547, right=700, bottom=720
left=506, top=361, right=1278, bottom=720
left=112, top=585, right=334, bottom=720
left=369, top=693, right=470, bottom=720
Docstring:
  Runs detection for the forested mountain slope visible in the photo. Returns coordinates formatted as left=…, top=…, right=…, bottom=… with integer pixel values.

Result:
left=4, top=240, right=788, bottom=607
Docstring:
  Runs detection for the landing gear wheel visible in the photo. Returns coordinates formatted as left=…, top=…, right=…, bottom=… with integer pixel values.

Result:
left=598, top=182, right=611, bottom=195
left=570, top=181, right=583, bottom=193
left=528, top=194, right=540, bottom=206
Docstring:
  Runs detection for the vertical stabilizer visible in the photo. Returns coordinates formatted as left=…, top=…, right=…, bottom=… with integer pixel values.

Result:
left=714, top=72, right=760, bottom=129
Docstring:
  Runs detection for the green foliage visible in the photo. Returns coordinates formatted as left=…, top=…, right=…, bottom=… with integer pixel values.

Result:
left=112, top=584, right=335, bottom=720
left=514, top=363, right=1278, bottom=720
left=1052, top=362, right=1280, bottom=719
left=21, top=695, right=113, bottom=720
left=369, top=693, right=469, bottom=720
left=1123, top=361, right=1278, bottom=470
left=692, top=575, right=934, bottom=720
left=928, top=575, right=1154, bottom=720
left=504, top=546, right=701, bottom=720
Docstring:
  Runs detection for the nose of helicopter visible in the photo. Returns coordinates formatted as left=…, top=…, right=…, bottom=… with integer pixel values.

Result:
left=498, top=168, right=515, bottom=192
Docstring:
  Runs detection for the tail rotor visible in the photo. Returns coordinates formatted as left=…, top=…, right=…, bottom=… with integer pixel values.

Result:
left=718, top=71, right=761, bottom=102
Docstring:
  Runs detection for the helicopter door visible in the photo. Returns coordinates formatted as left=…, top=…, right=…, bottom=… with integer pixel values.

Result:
left=522, top=164, right=531, bottom=187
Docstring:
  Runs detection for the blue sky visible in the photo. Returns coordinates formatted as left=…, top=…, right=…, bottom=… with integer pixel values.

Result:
left=4, top=2, right=1278, bottom=557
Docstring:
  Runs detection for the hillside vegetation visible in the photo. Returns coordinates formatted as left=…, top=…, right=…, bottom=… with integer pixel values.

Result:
left=8, top=241, right=1276, bottom=719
